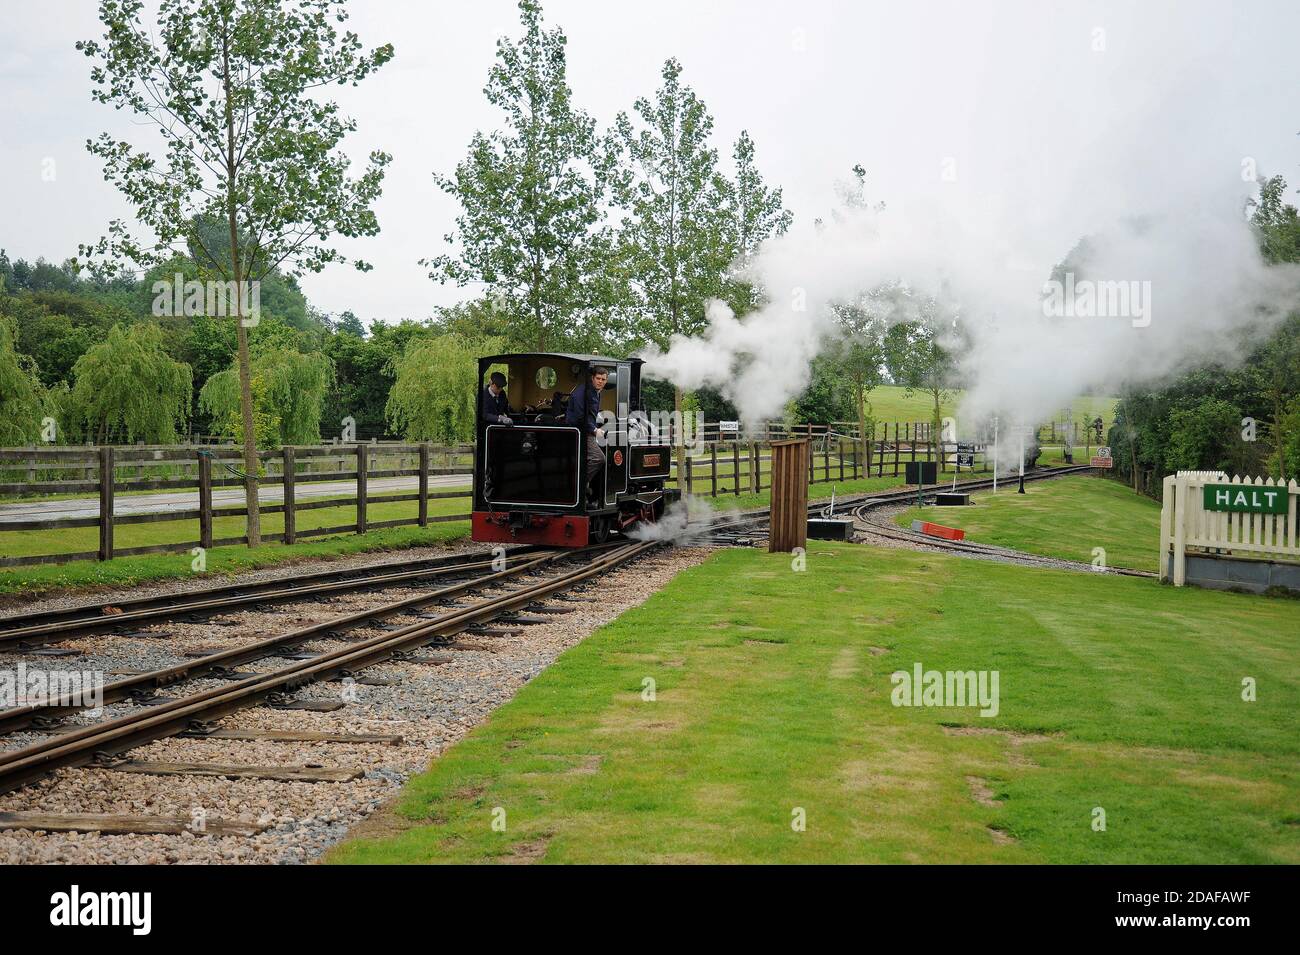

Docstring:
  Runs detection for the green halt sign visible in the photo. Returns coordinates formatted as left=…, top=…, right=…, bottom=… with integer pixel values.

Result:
left=1202, top=484, right=1289, bottom=515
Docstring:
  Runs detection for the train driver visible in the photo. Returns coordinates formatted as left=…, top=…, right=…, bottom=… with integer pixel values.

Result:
left=481, top=371, right=515, bottom=425
left=566, top=365, right=608, bottom=503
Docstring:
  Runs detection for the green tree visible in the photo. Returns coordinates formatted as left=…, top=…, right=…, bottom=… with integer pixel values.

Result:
left=1, top=292, right=118, bottom=388
left=200, top=345, right=332, bottom=447
left=719, top=130, right=792, bottom=315
left=612, top=57, right=731, bottom=473
left=333, top=310, right=366, bottom=338
left=79, top=0, right=392, bottom=544
left=830, top=302, right=887, bottom=456
left=0, top=315, right=47, bottom=445
left=426, top=1, right=613, bottom=353
left=386, top=333, right=502, bottom=443
left=613, top=58, right=731, bottom=350
left=822, top=166, right=886, bottom=461
left=886, top=308, right=955, bottom=442
left=790, top=355, right=852, bottom=425
left=1249, top=178, right=1300, bottom=479
left=1279, top=397, right=1300, bottom=478
left=69, top=323, right=192, bottom=443
left=180, top=313, right=238, bottom=434
left=1164, top=396, right=1257, bottom=475
left=321, top=328, right=396, bottom=440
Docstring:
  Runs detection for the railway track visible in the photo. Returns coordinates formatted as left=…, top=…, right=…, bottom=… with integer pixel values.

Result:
left=0, top=467, right=1130, bottom=847
left=0, top=540, right=659, bottom=797
left=699, top=465, right=1156, bottom=576
left=847, top=492, right=1157, bottom=577
left=699, top=465, right=1095, bottom=544
left=0, top=547, right=574, bottom=735
left=0, top=544, right=550, bottom=650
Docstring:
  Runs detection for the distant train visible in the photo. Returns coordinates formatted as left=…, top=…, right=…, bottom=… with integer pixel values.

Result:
left=471, top=352, right=679, bottom=547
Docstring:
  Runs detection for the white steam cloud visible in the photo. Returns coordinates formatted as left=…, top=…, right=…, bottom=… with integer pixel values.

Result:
left=641, top=192, right=1300, bottom=433
left=627, top=495, right=737, bottom=545
left=640, top=63, right=1300, bottom=436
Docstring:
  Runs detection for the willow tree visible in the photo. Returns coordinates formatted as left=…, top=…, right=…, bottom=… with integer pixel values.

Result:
left=70, top=324, right=192, bottom=443
left=0, top=316, right=46, bottom=445
left=78, top=0, right=392, bottom=544
left=199, top=347, right=332, bottom=448
left=386, top=334, right=503, bottom=444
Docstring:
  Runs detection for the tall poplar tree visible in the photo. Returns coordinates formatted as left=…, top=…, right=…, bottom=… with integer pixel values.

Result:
left=612, top=59, right=732, bottom=471
left=427, top=0, right=613, bottom=353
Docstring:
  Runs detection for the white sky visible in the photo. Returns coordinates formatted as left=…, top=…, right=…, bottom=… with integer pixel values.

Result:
left=2, top=0, right=1297, bottom=324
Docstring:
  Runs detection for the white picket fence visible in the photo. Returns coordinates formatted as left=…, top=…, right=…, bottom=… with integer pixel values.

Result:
left=1159, top=471, right=1300, bottom=585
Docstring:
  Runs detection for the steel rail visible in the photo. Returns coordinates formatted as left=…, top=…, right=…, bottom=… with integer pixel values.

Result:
left=0, top=547, right=557, bottom=650
left=0, top=541, right=659, bottom=794
left=0, top=549, right=565, bottom=735
left=848, top=485, right=1157, bottom=578
left=0, top=546, right=549, bottom=634
left=699, top=465, right=1096, bottom=539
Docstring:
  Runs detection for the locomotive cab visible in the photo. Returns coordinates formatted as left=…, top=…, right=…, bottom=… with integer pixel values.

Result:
left=471, top=353, right=678, bottom=547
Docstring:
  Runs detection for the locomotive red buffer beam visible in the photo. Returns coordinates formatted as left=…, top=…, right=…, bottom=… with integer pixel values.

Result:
left=473, top=511, right=589, bottom=547
left=910, top=519, right=966, bottom=541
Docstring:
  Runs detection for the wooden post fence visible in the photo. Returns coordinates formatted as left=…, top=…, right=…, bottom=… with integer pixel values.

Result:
left=198, top=450, right=214, bottom=549
left=98, top=445, right=114, bottom=561
left=282, top=446, right=296, bottom=545
left=418, top=443, right=430, bottom=527
left=355, top=443, right=369, bottom=535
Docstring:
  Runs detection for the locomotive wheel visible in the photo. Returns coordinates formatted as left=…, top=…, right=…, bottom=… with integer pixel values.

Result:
left=591, top=515, right=611, bottom=544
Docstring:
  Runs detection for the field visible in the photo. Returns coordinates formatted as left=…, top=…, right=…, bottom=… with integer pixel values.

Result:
left=328, top=543, right=1299, bottom=865
left=894, top=475, right=1162, bottom=572
left=856, top=386, right=1117, bottom=431
left=0, top=517, right=472, bottom=598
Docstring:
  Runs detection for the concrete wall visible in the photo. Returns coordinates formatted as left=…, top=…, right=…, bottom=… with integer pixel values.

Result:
left=1166, top=552, right=1300, bottom=596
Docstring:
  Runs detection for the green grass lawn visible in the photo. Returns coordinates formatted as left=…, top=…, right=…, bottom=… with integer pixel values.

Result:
left=0, top=493, right=472, bottom=562
left=859, top=386, right=1116, bottom=430
left=0, top=515, right=472, bottom=599
left=894, top=475, right=1160, bottom=572
left=327, top=543, right=1299, bottom=864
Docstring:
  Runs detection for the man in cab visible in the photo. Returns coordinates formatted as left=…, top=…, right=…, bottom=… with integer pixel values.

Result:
left=566, top=365, right=609, bottom=503
left=481, top=371, right=515, bottom=425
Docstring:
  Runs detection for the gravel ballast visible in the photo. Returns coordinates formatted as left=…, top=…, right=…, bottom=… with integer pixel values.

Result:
left=0, top=545, right=711, bottom=864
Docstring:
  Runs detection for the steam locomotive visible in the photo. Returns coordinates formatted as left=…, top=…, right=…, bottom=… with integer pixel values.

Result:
left=471, top=352, right=679, bottom=547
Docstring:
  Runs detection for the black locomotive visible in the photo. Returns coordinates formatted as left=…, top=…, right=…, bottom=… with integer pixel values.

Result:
left=472, top=352, right=679, bottom=547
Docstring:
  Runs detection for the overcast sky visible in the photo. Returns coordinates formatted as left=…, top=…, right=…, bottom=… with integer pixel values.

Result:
left=2, top=0, right=1297, bottom=325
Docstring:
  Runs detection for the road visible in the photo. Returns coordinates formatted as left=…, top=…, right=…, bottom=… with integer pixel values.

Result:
left=0, top=475, right=472, bottom=524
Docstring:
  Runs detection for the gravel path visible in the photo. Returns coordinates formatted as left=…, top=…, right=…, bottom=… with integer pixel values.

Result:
left=0, top=545, right=712, bottom=864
